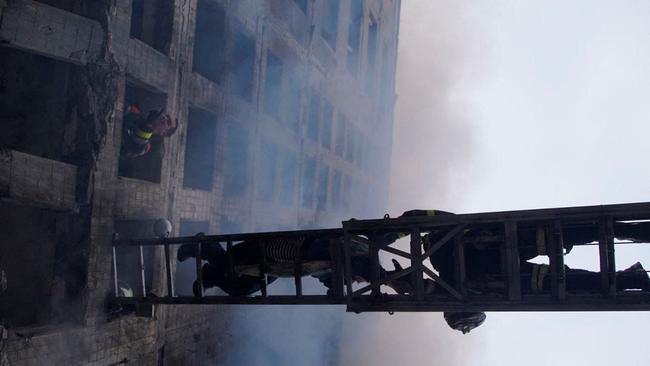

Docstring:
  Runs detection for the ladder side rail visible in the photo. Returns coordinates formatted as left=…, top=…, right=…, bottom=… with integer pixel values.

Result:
left=504, top=221, right=521, bottom=301
left=112, top=228, right=344, bottom=247
left=122, top=295, right=348, bottom=305
left=344, top=202, right=650, bottom=232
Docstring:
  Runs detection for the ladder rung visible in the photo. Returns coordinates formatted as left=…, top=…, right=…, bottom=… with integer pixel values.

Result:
left=504, top=221, right=521, bottom=301
left=164, top=244, right=174, bottom=297
left=410, top=228, right=424, bottom=300
left=259, top=239, right=267, bottom=297
left=138, top=245, right=146, bottom=296
left=329, top=238, right=345, bottom=297
left=547, top=221, right=566, bottom=301
left=454, top=232, right=467, bottom=299
left=294, top=240, right=303, bottom=296
left=598, top=217, right=616, bottom=297
left=195, top=242, right=203, bottom=297
left=370, top=232, right=381, bottom=296
left=226, top=240, right=234, bottom=278
left=343, top=231, right=354, bottom=299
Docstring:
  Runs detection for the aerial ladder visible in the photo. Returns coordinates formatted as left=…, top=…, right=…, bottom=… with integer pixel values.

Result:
left=111, top=202, right=650, bottom=314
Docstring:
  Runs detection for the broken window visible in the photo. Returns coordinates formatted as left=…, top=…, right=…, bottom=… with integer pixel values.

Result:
left=301, top=156, right=317, bottom=208
left=365, top=15, right=379, bottom=94
left=347, top=0, right=363, bottom=74
left=130, top=0, right=174, bottom=54
left=263, top=51, right=284, bottom=121
left=316, top=165, right=329, bottom=211
left=0, top=48, right=81, bottom=164
left=118, top=81, right=167, bottom=183
left=293, top=0, right=307, bottom=14
left=335, top=113, right=346, bottom=156
left=230, top=27, right=257, bottom=102
left=306, top=92, right=320, bottom=141
left=183, top=108, right=218, bottom=191
left=175, top=220, right=210, bottom=296
left=193, top=0, right=226, bottom=84
left=223, top=123, right=251, bottom=197
left=320, top=0, right=340, bottom=49
left=256, top=140, right=278, bottom=202
left=320, top=100, right=333, bottom=150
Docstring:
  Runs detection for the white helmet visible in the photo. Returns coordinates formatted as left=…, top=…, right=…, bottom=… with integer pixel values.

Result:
left=153, top=218, right=173, bottom=238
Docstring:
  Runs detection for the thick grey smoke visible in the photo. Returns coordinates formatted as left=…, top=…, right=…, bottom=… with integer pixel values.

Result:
left=338, top=2, right=487, bottom=365
left=388, top=1, right=487, bottom=214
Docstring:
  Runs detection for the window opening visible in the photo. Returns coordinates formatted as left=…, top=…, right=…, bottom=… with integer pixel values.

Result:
left=118, top=82, right=168, bottom=183
left=183, top=108, right=218, bottom=191
left=193, top=0, right=226, bottom=83
left=130, top=0, right=174, bottom=54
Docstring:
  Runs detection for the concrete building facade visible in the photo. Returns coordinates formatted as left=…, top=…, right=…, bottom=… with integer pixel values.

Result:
left=0, top=0, right=400, bottom=364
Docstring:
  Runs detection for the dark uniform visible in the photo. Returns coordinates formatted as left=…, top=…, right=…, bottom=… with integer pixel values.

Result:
left=177, top=236, right=388, bottom=296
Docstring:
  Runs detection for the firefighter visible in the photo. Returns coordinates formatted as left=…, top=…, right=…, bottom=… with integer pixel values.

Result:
left=395, top=209, right=650, bottom=261
left=121, top=103, right=178, bottom=158
left=523, top=261, right=650, bottom=293
left=177, top=236, right=412, bottom=297
left=425, top=233, right=650, bottom=333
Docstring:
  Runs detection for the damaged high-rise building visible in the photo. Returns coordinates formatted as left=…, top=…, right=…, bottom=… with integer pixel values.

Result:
left=0, top=0, right=400, bottom=364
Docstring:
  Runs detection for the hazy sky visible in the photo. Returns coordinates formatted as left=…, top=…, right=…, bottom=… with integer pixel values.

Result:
left=342, top=1, right=650, bottom=365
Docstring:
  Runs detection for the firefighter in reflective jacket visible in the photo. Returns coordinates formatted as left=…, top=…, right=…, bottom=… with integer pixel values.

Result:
left=523, top=261, right=649, bottom=293
left=121, top=104, right=178, bottom=158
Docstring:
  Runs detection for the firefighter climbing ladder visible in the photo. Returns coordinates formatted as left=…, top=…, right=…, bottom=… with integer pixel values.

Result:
left=112, top=202, right=650, bottom=313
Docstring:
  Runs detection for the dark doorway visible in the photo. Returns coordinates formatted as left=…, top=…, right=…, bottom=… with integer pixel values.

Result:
left=118, top=81, right=167, bottom=183
left=183, top=108, right=218, bottom=191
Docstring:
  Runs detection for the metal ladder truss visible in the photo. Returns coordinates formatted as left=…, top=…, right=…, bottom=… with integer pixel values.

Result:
left=112, top=202, right=650, bottom=313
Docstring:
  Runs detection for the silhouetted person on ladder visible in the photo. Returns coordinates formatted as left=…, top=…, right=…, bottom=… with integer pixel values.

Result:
left=404, top=209, right=650, bottom=333
left=176, top=235, right=412, bottom=296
